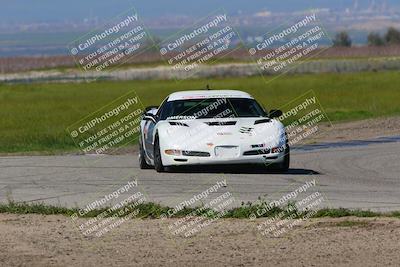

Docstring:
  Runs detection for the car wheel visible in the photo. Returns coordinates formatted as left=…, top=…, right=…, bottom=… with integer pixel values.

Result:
left=278, top=145, right=290, bottom=172
left=153, top=136, right=165, bottom=172
left=139, top=139, right=151, bottom=169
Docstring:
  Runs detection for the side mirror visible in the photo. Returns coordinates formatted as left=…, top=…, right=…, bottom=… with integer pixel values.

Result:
left=143, top=113, right=157, bottom=123
left=145, top=106, right=158, bottom=112
left=269, top=109, right=283, bottom=118
left=142, top=106, right=158, bottom=123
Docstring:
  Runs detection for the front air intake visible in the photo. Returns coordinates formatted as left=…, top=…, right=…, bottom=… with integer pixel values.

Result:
left=243, top=149, right=271, bottom=156
left=205, top=121, right=237, bottom=126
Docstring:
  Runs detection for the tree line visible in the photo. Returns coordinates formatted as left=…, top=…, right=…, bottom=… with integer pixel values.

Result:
left=333, top=27, right=400, bottom=47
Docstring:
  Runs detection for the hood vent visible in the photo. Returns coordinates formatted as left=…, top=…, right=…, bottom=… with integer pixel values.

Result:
left=169, top=121, right=189, bottom=127
left=239, top=127, right=254, bottom=134
left=254, top=119, right=271, bottom=125
left=205, top=121, right=237, bottom=126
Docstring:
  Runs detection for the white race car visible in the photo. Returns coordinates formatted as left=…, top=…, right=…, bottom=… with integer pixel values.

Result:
left=139, top=90, right=289, bottom=172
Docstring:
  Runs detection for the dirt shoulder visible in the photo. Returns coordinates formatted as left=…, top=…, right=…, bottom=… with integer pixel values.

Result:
left=310, top=116, right=400, bottom=143
left=0, top=214, right=399, bottom=266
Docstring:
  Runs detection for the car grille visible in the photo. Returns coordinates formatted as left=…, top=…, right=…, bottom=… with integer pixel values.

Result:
left=182, top=151, right=211, bottom=157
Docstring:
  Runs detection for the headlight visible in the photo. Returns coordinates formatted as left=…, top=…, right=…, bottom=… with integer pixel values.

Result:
left=164, top=149, right=182, bottom=156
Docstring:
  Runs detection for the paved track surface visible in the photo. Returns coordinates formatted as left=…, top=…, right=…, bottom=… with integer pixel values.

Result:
left=1, top=137, right=399, bottom=211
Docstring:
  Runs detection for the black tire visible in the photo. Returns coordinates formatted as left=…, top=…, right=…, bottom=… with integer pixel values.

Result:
left=278, top=145, right=290, bottom=172
left=139, top=139, right=151, bottom=169
left=153, top=136, right=165, bottom=173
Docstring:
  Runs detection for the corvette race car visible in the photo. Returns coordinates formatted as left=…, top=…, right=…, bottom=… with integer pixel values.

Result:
left=139, top=90, right=290, bottom=172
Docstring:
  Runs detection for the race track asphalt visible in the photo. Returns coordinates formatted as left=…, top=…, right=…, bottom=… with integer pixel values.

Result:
left=1, top=136, right=399, bottom=212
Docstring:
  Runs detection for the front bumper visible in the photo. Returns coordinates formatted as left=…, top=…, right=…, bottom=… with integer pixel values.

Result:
left=161, top=149, right=286, bottom=166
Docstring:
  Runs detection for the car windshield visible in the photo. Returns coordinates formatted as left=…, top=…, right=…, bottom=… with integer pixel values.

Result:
left=159, top=98, right=267, bottom=120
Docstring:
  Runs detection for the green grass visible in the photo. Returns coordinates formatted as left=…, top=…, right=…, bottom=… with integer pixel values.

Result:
left=1, top=71, right=400, bottom=153
left=1, top=201, right=399, bottom=219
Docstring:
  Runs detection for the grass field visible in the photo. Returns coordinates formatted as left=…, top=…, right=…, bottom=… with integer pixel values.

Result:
left=1, top=71, right=400, bottom=153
